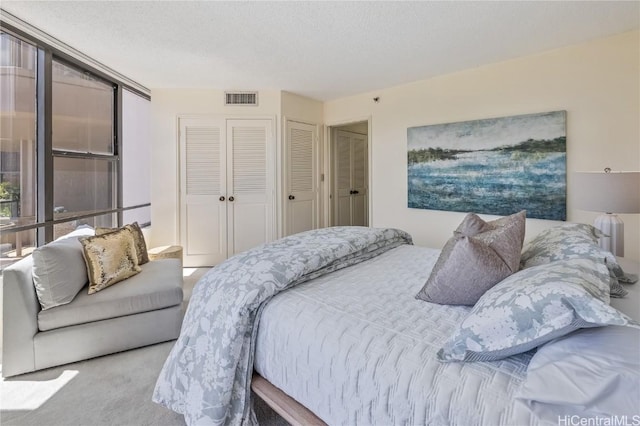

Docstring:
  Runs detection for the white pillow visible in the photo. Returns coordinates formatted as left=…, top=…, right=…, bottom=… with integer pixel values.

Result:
left=32, top=226, right=95, bottom=310
left=517, top=326, right=640, bottom=420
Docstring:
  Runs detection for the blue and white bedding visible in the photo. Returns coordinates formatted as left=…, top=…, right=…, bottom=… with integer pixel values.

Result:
left=153, top=227, right=412, bottom=425
left=255, top=244, right=539, bottom=425
left=154, top=225, right=639, bottom=426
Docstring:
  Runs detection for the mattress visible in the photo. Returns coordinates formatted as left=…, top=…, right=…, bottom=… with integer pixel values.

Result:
left=254, top=245, right=542, bottom=426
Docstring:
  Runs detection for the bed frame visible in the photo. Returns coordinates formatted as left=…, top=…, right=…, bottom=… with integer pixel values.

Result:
left=251, top=373, right=326, bottom=426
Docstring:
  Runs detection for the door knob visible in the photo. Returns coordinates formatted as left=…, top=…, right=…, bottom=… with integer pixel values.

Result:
left=352, top=190, right=359, bottom=195
left=229, top=196, right=235, bottom=202
left=288, top=195, right=295, bottom=200
left=219, top=196, right=225, bottom=201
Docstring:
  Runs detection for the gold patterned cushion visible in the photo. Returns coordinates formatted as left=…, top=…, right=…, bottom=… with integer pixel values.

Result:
left=96, top=222, right=149, bottom=265
left=80, top=228, right=142, bottom=294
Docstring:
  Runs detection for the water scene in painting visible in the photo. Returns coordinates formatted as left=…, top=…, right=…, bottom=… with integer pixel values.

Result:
left=407, top=111, right=566, bottom=220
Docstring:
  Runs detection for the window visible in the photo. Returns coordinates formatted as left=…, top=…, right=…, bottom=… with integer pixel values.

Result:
left=52, top=60, right=114, bottom=154
left=0, top=33, right=37, bottom=268
left=52, top=60, right=116, bottom=230
left=0, top=27, right=151, bottom=271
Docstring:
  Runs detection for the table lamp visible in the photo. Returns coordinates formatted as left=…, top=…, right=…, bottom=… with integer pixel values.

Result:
left=574, top=168, right=640, bottom=257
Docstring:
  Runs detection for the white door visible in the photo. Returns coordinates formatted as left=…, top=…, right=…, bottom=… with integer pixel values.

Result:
left=335, top=131, right=352, bottom=226
left=285, top=120, right=319, bottom=236
left=227, top=119, right=275, bottom=256
left=351, top=133, right=368, bottom=226
left=179, top=117, right=227, bottom=266
left=333, top=130, right=368, bottom=227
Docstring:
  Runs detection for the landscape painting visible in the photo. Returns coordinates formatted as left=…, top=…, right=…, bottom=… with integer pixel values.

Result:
left=407, top=111, right=566, bottom=220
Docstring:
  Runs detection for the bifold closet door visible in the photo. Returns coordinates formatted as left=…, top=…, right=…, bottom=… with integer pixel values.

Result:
left=179, top=117, right=227, bottom=267
left=350, top=133, right=368, bottom=226
left=180, top=117, right=275, bottom=266
left=333, top=130, right=368, bottom=227
left=226, top=119, right=275, bottom=256
left=334, top=131, right=352, bottom=226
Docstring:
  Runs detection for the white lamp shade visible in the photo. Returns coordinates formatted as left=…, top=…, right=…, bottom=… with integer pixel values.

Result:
left=574, top=171, right=640, bottom=214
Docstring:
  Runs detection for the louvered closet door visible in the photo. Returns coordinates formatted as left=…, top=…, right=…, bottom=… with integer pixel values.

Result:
left=334, top=131, right=353, bottom=226
left=351, top=133, right=368, bottom=226
left=179, top=117, right=227, bottom=266
left=334, top=130, right=368, bottom=227
left=286, top=120, right=319, bottom=236
left=227, top=119, right=274, bottom=256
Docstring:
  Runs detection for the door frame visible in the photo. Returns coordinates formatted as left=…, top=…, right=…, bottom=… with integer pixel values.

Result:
left=324, top=116, right=372, bottom=227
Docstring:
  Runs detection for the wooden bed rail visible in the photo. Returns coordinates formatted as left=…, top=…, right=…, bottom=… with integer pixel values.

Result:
left=251, top=373, right=327, bottom=426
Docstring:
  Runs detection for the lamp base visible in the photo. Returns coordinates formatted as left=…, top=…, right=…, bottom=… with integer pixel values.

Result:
left=594, top=213, right=624, bottom=257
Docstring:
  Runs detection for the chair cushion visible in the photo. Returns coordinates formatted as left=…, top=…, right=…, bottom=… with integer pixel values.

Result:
left=32, top=226, right=95, bottom=310
left=37, top=259, right=183, bottom=331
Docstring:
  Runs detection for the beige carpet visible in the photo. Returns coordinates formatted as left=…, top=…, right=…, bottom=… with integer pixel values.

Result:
left=1, top=341, right=186, bottom=426
left=0, top=268, right=287, bottom=426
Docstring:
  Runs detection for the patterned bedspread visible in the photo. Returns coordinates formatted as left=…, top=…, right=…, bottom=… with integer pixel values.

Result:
left=152, top=227, right=412, bottom=425
left=255, top=244, right=541, bottom=426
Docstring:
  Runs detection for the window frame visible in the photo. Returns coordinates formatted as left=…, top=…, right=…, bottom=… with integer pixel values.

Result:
left=0, top=21, right=150, bottom=247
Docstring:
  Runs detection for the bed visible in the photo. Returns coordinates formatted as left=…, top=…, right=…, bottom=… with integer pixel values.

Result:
left=153, top=222, right=640, bottom=426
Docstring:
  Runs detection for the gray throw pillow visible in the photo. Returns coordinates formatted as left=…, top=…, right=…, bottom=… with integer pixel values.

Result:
left=32, top=226, right=95, bottom=310
left=416, top=210, right=526, bottom=306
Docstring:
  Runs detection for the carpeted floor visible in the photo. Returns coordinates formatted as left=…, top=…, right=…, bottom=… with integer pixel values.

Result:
left=1, top=341, right=186, bottom=426
left=0, top=268, right=288, bottom=426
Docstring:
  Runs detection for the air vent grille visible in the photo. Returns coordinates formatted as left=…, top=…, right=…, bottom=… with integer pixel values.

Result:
left=225, top=91, right=258, bottom=106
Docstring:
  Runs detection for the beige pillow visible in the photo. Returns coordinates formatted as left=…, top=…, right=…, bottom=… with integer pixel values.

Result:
left=96, top=222, right=149, bottom=265
left=416, top=210, right=526, bottom=305
left=80, top=228, right=141, bottom=294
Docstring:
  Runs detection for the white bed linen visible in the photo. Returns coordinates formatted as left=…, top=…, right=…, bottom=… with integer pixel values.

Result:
left=254, top=245, right=543, bottom=426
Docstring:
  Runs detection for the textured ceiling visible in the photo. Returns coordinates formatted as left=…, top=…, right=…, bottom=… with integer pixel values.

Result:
left=1, top=1, right=638, bottom=101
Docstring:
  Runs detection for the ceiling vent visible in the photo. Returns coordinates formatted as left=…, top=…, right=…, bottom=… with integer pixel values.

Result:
left=225, top=91, right=258, bottom=106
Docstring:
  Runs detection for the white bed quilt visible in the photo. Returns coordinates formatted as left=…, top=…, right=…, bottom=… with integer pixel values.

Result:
left=255, top=245, right=543, bottom=426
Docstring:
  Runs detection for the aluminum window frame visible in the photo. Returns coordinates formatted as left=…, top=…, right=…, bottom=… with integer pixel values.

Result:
left=0, top=21, right=150, bottom=246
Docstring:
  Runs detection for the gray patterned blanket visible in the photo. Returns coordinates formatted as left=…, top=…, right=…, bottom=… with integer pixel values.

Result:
left=153, top=226, right=412, bottom=425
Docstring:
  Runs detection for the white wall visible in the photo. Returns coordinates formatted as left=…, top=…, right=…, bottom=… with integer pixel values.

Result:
left=324, top=31, right=640, bottom=260
left=149, top=89, right=281, bottom=248
left=281, top=91, right=323, bottom=124
left=122, top=89, right=151, bottom=226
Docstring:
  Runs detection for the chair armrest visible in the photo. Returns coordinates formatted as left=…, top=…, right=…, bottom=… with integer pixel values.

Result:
left=2, top=256, right=39, bottom=377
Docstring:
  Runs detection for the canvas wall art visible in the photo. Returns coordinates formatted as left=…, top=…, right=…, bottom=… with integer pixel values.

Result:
left=407, top=111, right=566, bottom=220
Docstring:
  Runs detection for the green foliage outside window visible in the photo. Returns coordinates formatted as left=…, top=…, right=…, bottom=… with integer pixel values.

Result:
left=0, top=182, right=20, bottom=217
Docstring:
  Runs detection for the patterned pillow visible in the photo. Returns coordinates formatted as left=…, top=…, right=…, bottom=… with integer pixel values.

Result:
left=520, top=223, right=628, bottom=298
left=415, top=210, right=526, bottom=305
left=80, top=228, right=141, bottom=294
left=438, top=258, right=639, bottom=362
left=96, top=222, right=149, bottom=265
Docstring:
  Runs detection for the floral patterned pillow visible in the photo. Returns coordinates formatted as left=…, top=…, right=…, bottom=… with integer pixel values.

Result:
left=438, top=258, right=639, bottom=362
left=520, top=223, right=628, bottom=298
